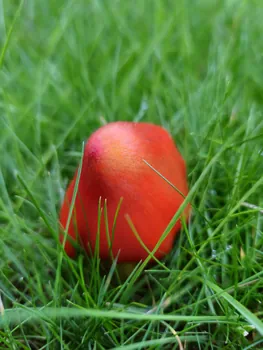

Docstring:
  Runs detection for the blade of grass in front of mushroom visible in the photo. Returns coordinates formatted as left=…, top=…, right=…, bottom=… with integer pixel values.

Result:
left=54, top=142, right=85, bottom=306
left=123, top=120, right=247, bottom=293
left=143, top=158, right=216, bottom=232
left=103, top=197, right=124, bottom=262
left=104, top=197, right=123, bottom=284
left=97, top=252, right=121, bottom=306
left=121, top=144, right=226, bottom=294
left=89, top=196, right=103, bottom=297
left=111, top=197, right=124, bottom=252
left=125, top=214, right=169, bottom=271
left=104, top=199, right=112, bottom=259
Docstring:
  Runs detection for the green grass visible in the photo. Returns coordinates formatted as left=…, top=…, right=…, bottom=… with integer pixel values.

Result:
left=1, top=0, right=263, bottom=348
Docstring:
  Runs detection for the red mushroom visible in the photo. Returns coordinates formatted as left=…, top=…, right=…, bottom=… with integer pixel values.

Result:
left=59, top=122, right=189, bottom=262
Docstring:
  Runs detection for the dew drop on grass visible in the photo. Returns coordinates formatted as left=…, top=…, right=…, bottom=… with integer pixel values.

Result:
left=211, top=249, right=217, bottom=259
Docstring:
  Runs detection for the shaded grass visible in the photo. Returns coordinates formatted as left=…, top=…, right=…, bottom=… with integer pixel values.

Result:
left=1, top=0, right=263, bottom=348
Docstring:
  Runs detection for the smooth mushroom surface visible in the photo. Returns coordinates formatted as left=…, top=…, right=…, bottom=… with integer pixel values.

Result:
left=59, top=121, right=189, bottom=262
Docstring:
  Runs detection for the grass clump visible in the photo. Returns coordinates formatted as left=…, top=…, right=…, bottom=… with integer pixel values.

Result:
left=1, top=0, right=263, bottom=348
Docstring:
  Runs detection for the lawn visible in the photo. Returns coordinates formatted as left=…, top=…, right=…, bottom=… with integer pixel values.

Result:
left=1, top=0, right=263, bottom=348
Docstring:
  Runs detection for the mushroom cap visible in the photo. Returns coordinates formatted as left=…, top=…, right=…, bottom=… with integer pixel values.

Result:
left=59, top=121, right=189, bottom=262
